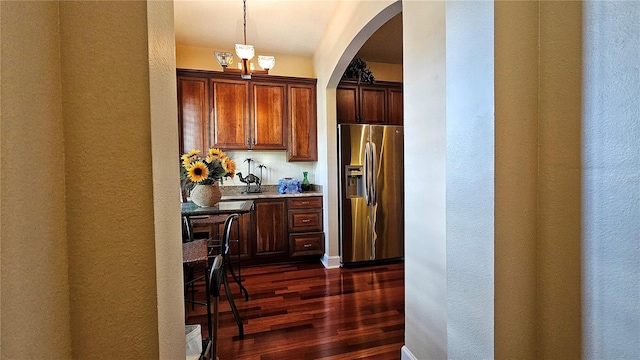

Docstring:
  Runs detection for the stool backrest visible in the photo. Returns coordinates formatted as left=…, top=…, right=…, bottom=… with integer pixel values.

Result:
left=221, top=213, right=240, bottom=256
left=208, top=254, right=224, bottom=297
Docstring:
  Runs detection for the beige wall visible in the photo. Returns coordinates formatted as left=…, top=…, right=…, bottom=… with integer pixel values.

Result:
left=1, top=1, right=183, bottom=359
left=148, top=1, right=187, bottom=359
left=366, top=61, right=403, bottom=82
left=1, top=2, right=71, bottom=358
left=496, top=2, right=583, bottom=359
left=536, top=2, right=582, bottom=357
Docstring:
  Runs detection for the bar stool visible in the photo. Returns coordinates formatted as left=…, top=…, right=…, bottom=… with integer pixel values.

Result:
left=182, top=239, right=213, bottom=339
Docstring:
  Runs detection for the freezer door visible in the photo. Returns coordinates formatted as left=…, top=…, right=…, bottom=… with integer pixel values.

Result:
left=338, top=124, right=373, bottom=263
left=370, top=125, right=404, bottom=260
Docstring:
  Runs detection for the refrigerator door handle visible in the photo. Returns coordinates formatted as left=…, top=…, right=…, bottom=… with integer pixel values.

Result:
left=364, top=141, right=371, bottom=206
left=370, top=141, right=377, bottom=205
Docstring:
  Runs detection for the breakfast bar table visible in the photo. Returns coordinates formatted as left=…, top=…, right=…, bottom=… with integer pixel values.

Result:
left=181, top=199, right=254, bottom=340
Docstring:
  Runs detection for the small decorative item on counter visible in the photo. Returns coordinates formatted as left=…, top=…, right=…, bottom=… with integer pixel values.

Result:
left=302, top=171, right=311, bottom=191
left=278, top=177, right=302, bottom=194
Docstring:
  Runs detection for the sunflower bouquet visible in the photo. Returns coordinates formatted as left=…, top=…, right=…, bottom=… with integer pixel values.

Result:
left=180, top=148, right=237, bottom=192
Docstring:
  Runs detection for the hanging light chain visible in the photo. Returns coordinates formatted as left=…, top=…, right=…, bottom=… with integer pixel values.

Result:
left=243, top=0, right=248, bottom=45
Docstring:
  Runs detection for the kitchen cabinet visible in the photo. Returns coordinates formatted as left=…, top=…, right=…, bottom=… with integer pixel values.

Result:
left=336, top=79, right=403, bottom=125
left=359, top=85, right=387, bottom=124
left=250, top=82, right=287, bottom=150
left=287, top=197, right=324, bottom=256
left=388, top=85, right=404, bottom=126
left=177, top=76, right=209, bottom=153
left=287, top=84, right=317, bottom=161
left=211, top=79, right=286, bottom=150
left=336, top=84, right=358, bottom=124
left=210, top=78, right=249, bottom=149
left=176, top=69, right=317, bottom=160
left=253, top=198, right=288, bottom=258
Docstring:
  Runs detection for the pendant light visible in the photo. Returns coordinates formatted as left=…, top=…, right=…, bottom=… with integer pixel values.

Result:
left=214, top=0, right=275, bottom=79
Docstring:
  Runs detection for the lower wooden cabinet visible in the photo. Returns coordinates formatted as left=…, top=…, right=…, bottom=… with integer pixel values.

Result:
left=253, top=199, right=287, bottom=258
left=287, top=197, right=324, bottom=257
left=234, top=196, right=325, bottom=265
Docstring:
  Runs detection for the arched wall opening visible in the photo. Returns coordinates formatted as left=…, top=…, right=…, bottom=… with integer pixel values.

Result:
left=314, top=0, right=402, bottom=269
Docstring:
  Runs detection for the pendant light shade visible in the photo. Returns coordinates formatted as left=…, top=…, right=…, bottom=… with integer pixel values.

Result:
left=235, top=44, right=255, bottom=61
left=258, top=55, right=275, bottom=70
left=214, top=52, right=233, bottom=67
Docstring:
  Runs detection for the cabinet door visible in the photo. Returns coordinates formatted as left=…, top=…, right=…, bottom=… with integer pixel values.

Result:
left=251, top=82, right=286, bottom=150
left=177, top=76, right=208, bottom=153
left=336, top=85, right=359, bottom=124
left=210, top=78, right=249, bottom=150
left=287, top=84, right=318, bottom=161
left=360, top=86, right=387, bottom=124
left=254, top=199, right=287, bottom=257
left=388, top=86, right=404, bottom=126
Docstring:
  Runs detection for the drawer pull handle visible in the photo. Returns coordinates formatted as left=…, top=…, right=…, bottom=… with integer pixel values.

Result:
left=301, top=201, right=310, bottom=204
left=304, top=244, right=312, bottom=248
left=302, top=219, right=310, bottom=223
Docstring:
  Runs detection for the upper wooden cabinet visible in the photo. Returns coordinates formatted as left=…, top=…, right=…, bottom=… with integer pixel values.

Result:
left=388, top=85, right=404, bottom=126
left=177, top=69, right=317, bottom=160
left=251, top=82, right=287, bottom=150
left=336, top=79, right=403, bottom=125
left=287, top=84, right=317, bottom=161
left=210, top=78, right=249, bottom=149
left=177, top=76, right=209, bottom=153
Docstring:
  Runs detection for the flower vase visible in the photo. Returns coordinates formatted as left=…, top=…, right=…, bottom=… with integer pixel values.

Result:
left=190, top=182, right=222, bottom=207
left=301, top=171, right=311, bottom=191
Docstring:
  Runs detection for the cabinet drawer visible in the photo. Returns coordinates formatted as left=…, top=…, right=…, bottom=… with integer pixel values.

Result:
left=288, top=209, right=322, bottom=232
left=287, top=196, right=322, bottom=209
left=289, top=232, right=324, bottom=256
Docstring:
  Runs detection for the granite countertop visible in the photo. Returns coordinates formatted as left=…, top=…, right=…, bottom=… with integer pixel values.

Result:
left=220, top=185, right=323, bottom=201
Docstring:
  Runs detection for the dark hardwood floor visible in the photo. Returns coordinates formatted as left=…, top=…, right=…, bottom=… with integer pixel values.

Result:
left=185, top=261, right=405, bottom=360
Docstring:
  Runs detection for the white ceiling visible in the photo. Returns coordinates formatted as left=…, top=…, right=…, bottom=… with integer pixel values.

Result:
left=174, top=0, right=403, bottom=65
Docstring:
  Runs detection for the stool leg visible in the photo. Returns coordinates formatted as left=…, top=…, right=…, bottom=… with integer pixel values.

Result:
left=222, top=266, right=244, bottom=339
left=204, top=266, right=212, bottom=341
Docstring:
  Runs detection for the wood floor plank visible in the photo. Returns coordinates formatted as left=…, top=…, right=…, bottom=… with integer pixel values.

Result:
left=185, top=261, right=404, bottom=359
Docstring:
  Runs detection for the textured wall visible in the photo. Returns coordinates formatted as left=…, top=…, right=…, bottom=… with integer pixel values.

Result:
left=537, top=2, right=583, bottom=358
left=1, top=2, right=72, bottom=358
left=58, top=2, right=160, bottom=358
left=494, top=1, right=539, bottom=358
left=445, top=1, right=494, bottom=358
left=147, top=1, right=186, bottom=359
left=402, top=1, right=448, bottom=357
left=583, top=2, right=640, bottom=358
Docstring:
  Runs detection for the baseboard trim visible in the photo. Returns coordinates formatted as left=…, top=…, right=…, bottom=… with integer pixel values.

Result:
left=401, top=345, right=418, bottom=360
left=321, top=254, right=341, bottom=269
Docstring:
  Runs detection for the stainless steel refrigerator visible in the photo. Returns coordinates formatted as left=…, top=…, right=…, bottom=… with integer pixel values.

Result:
left=338, top=124, right=404, bottom=266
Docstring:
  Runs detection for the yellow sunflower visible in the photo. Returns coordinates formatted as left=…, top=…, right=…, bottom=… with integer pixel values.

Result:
left=207, top=148, right=224, bottom=159
left=181, top=149, right=200, bottom=166
left=222, top=157, right=237, bottom=178
left=186, top=161, right=209, bottom=183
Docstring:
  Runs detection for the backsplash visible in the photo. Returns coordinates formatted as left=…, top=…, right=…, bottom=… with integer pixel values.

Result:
left=221, top=150, right=316, bottom=186
left=221, top=184, right=323, bottom=195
